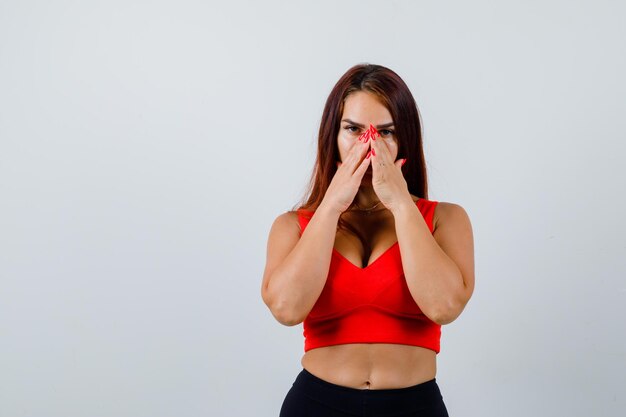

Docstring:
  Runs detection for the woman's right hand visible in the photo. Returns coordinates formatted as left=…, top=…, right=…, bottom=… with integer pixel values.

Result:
left=321, top=134, right=372, bottom=215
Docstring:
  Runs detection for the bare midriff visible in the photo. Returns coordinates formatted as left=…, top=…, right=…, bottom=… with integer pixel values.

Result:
left=300, top=343, right=436, bottom=390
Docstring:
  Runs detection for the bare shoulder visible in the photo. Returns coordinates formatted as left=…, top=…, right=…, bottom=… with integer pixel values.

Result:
left=275, top=210, right=302, bottom=235
left=267, top=210, right=302, bottom=247
left=432, top=201, right=471, bottom=232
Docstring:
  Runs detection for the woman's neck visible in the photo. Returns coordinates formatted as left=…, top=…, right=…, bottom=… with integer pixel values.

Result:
left=353, top=186, right=382, bottom=209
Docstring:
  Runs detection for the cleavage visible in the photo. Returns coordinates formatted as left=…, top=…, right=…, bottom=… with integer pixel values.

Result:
left=334, top=215, right=397, bottom=269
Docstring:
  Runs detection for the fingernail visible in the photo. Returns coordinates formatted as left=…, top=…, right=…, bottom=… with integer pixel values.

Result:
left=369, top=124, right=378, bottom=140
left=371, top=148, right=376, bottom=156
left=366, top=150, right=372, bottom=159
left=401, top=158, right=407, bottom=166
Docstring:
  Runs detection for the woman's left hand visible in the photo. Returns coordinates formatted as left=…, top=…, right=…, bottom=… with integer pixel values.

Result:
left=368, top=125, right=412, bottom=213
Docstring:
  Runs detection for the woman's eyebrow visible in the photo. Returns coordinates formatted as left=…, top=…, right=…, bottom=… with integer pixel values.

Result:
left=341, top=119, right=394, bottom=129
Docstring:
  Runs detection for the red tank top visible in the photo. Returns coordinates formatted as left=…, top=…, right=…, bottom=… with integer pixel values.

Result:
left=296, top=198, right=441, bottom=353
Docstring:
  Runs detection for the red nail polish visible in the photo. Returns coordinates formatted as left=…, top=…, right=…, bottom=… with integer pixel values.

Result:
left=369, top=124, right=379, bottom=140
left=401, top=158, right=407, bottom=166
left=371, top=148, right=376, bottom=156
left=366, top=150, right=372, bottom=159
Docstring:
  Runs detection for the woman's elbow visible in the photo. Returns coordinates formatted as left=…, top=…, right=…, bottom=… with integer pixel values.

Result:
left=267, top=298, right=304, bottom=327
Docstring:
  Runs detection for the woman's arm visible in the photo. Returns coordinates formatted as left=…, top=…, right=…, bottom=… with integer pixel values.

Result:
left=261, top=203, right=341, bottom=326
left=393, top=199, right=475, bottom=325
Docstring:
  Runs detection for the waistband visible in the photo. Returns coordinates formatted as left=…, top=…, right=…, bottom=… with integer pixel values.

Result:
left=292, top=368, right=444, bottom=415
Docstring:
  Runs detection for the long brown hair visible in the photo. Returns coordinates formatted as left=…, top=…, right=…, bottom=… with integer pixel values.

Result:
left=292, top=63, right=430, bottom=244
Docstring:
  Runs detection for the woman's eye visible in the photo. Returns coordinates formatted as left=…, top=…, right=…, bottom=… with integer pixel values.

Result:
left=380, top=129, right=394, bottom=136
left=345, top=126, right=360, bottom=134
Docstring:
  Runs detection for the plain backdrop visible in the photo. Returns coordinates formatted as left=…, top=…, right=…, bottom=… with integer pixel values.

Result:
left=1, top=1, right=624, bottom=416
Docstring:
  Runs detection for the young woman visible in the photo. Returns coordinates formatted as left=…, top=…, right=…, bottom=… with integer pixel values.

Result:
left=261, top=63, right=475, bottom=417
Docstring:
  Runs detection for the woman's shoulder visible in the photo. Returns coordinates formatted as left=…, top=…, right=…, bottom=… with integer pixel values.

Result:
left=270, top=210, right=303, bottom=239
left=429, top=199, right=470, bottom=233
left=277, top=209, right=305, bottom=222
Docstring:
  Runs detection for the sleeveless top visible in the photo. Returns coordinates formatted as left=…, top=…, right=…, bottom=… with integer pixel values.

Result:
left=296, top=198, right=441, bottom=353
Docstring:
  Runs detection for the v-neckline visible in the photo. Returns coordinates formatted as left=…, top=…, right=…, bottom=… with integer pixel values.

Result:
left=299, top=198, right=421, bottom=272
left=331, top=198, right=421, bottom=271
left=332, top=240, right=400, bottom=271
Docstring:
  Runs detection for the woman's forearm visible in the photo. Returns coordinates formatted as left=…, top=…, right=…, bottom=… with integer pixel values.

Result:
left=267, top=202, right=341, bottom=325
left=392, top=199, right=465, bottom=325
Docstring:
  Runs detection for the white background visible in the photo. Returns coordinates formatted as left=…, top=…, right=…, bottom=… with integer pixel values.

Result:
left=1, top=1, right=624, bottom=416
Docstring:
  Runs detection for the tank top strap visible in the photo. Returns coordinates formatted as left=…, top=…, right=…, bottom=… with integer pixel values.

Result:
left=417, top=199, right=438, bottom=234
left=296, top=209, right=313, bottom=237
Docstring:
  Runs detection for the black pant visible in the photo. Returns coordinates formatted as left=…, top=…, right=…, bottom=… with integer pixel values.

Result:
left=279, top=368, right=450, bottom=417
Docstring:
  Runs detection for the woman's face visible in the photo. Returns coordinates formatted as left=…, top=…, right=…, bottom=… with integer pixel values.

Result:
left=337, top=91, right=398, bottom=180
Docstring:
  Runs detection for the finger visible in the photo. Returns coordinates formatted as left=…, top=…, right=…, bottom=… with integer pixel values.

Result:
left=371, top=134, right=393, bottom=165
left=370, top=143, right=389, bottom=179
left=365, top=124, right=378, bottom=143
left=357, top=130, right=369, bottom=143
left=346, top=138, right=371, bottom=173
left=352, top=147, right=372, bottom=179
left=371, top=143, right=379, bottom=178
left=337, top=138, right=367, bottom=170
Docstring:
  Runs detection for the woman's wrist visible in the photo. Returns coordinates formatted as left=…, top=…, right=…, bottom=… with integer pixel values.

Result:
left=317, top=199, right=344, bottom=219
